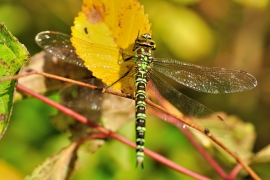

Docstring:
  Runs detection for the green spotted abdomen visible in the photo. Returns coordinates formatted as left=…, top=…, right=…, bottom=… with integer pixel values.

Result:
left=134, top=47, right=153, bottom=168
left=135, top=71, right=147, bottom=166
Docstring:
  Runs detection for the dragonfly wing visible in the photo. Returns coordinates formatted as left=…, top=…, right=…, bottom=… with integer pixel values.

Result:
left=36, top=31, right=135, bottom=93
left=153, top=58, right=257, bottom=94
left=35, top=31, right=86, bottom=67
left=60, top=79, right=133, bottom=112
left=148, top=71, right=228, bottom=136
left=59, top=78, right=134, bottom=134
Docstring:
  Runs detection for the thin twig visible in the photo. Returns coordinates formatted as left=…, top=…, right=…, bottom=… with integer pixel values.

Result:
left=229, top=164, right=245, bottom=179
left=16, top=83, right=211, bottom=180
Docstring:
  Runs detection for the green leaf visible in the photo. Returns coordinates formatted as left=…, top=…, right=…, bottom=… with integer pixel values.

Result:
left=0, top=22, right=29, bottom=138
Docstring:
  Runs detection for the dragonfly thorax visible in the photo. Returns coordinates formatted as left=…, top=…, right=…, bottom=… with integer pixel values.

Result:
left=133, top=33, right=156, bottom=51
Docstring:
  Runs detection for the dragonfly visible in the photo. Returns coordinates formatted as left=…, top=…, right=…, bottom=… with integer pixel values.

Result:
left=35, top=31, right=257, bottom=168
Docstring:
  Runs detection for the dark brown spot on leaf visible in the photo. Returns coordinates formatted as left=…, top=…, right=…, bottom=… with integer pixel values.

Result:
left=217, top=115, right=224, bottom=121
left=25, top=68, right=34, bottom=72
left=204, top=128, right=210, bottom=135
left=0, top=114, right=6, bottom=120
left=84, top=27, right=88, bottom=34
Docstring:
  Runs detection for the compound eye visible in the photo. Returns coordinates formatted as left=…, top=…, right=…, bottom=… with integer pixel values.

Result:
left=142, top=33, right=151, bottom=39
left=151, top=42, right=156, bottom=50
left=147, top=34, right=152, bottom=40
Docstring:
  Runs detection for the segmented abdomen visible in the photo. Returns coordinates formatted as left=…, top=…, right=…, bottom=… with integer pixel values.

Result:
left=135, top=71, right=147, bottom=167
left=134, top=47, right=153, bottom=168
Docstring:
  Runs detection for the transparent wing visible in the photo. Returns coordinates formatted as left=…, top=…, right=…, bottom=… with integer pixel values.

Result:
left=59, top=79, right=133, bottom=116
left=153, top=58, right=257, bottom=94
left=35, top=31, right=135, bottom=93
left=148, top=71, right=228, bottom=136
left=35, top=31, right=86, bottom=67
left=35, top=31, right=134, bottom=66
left=59, top=79, right=134, bottom=133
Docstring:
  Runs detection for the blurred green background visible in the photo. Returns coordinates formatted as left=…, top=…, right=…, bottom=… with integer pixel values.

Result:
left=0, top=0, right=270, bottom=179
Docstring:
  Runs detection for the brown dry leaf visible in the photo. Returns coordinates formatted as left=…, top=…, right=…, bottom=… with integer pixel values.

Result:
left=25, top=142, right=79, bottom=180
left=19, top=51, right=92, bottom=94
left=193, top=114, right=256, bottom=163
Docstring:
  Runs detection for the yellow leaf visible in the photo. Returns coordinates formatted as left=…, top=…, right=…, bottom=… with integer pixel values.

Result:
left=71, top=0, right=151, bottom=93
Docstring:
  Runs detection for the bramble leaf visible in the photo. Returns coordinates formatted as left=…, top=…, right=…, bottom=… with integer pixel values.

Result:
left=0, top=23, right=29, bottom=138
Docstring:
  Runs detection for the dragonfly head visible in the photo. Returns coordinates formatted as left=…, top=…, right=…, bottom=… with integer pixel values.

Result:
left=133, top=33, right=156, bottom=51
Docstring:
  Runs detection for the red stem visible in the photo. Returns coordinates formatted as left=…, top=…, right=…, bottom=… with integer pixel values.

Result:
left=229, top=164, right=244, bottom=179
left=16, top=83, right=211, bottom=180
left=147, top=82, right=228, bottom=178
